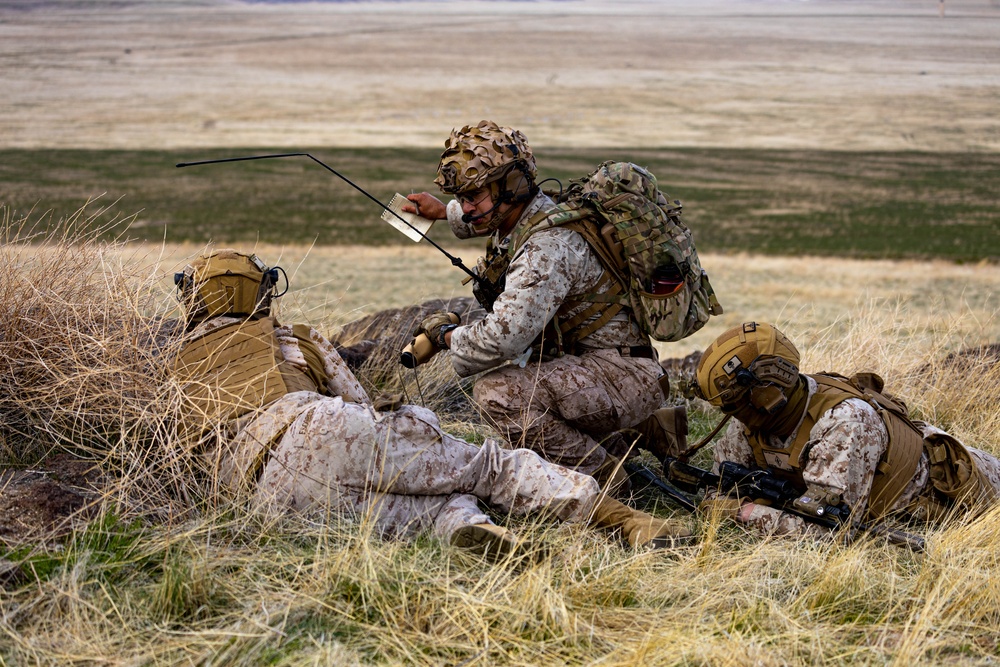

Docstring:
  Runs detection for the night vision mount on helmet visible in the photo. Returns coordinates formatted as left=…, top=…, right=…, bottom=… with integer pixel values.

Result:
left=695, top=321, right=800, bottom=415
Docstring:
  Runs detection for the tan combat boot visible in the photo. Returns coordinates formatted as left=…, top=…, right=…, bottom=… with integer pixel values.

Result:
left=634, top=405, right=688, bottom=462
left=450, top=523, right=532, bottom=562
left=589, top=495, right=694, bottom=549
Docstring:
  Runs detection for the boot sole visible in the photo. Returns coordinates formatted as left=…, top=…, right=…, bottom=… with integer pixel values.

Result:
left=451, top=525, right=521, bottom=562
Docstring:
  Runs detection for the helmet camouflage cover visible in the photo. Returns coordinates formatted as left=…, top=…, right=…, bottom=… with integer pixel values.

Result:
left=434, top=120, right=537, bottom=195
left=696, top=321, right=801, bottom=413
left=176, top=249, right=278, bottom=324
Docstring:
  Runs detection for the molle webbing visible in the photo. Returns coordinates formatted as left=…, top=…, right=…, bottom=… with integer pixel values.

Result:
left=174, top=318, right=320, bottom=425
left=555, top=272, right=626, bottom=345
left=749, top=374, right=925, bottom=520
left=511, top=210, right=629, bottom=350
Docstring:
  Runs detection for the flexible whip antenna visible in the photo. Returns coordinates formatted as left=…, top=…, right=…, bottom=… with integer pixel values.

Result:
left=176, top=152, right=481, bottom=283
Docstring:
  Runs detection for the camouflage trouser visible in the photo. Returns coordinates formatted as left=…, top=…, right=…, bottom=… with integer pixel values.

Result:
left=472, top=348, right=664, bottom=475
left=254, top=397, right=600, bottom=539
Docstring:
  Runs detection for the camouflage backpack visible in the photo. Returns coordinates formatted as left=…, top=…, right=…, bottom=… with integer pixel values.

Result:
left=519, top=161, right=723, bottom=342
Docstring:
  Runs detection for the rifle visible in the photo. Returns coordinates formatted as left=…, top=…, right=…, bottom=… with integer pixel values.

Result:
left=661, top=457, right=926, bottom=552
left=624, top=462, right=697, bottom=512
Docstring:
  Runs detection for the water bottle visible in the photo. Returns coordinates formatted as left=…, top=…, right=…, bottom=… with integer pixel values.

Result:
left=650, top=261, right=684, bottom=295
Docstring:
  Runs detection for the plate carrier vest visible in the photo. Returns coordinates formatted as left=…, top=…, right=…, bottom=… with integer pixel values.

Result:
left=174, top=317, right=329, bottom=426
left=745, top=373, right=925, bottom=520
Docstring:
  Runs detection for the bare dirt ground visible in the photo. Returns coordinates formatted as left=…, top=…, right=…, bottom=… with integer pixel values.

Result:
left=1, top=0, right=999, bottom=152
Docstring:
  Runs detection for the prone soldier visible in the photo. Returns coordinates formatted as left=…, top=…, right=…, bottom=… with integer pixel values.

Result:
left=693, top=321, right=1000, bottom=537
left=171, top=249, right=693, bottom=558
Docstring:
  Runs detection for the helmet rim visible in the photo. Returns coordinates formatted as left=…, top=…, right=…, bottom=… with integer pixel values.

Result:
left=696, top=322, right=801, bottom=412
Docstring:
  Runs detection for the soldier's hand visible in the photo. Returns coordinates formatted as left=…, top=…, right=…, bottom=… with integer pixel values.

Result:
left=415, top=311, right=461, bottom=350
left=372, top=392, right=405, bottom=412
left=403, top=193, right=447, bottom=220
left=698, top=497, right=745, bottom=519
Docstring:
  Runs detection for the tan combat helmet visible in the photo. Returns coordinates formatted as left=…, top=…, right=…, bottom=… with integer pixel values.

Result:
left=696, top=321, right=801, bottom=415
left=175, top=249, right=284, bottom=324
left=434, top=120, right=538, bottom=216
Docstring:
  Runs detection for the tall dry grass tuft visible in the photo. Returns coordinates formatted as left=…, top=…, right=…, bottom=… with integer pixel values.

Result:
left=794, top=298, right=1000, bottom=454
left=0, top=202, right=200, bottom=515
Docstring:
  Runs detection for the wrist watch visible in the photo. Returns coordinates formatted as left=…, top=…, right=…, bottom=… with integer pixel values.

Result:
left=436, top=324, right=458, bottom=349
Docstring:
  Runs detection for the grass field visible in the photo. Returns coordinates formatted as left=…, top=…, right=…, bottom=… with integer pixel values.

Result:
left=1, top=201, right=999, bottom=665
left=2, top=147, right=998, bottom=262
left=4, top=0, right=1000, bottom=662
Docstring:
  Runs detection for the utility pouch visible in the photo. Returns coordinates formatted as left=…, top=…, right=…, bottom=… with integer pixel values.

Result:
left=630, top=268, right=721, bottom=343
left=925, top=432, right=999, bottom=510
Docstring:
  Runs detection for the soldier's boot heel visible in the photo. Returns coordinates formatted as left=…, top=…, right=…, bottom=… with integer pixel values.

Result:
left=635, top=405, right=688, bottom=462
left=450, top=523, right=535, bottom=562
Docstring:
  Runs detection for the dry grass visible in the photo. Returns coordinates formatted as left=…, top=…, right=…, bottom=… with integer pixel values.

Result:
left=1, top=205, right=999, bottom=666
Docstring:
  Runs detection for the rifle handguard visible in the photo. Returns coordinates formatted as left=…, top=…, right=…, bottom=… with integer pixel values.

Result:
left=664, top=459, right=714, bottom=495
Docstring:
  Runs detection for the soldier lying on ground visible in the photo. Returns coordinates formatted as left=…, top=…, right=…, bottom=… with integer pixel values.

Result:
left=171, top=249, right=693, bottom=559
left=694, top=321, right=1000, bottom=536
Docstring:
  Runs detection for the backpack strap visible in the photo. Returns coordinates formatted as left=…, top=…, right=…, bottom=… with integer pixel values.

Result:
left=510, top=207, right=632, bottom=352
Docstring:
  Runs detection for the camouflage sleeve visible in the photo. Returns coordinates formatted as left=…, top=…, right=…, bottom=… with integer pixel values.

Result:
left=448, top=228, right=589, bottom=376
left=731, top=399, right=887, bottom=537
left=800, top=398, right=887, bottom=515
left=710, top=419, right=757, bottom=474
left=308, top=326, right=371, bottom=405
left=703, top=419, right=762, bottom=506
left=275, top=324, right=371, bottom=405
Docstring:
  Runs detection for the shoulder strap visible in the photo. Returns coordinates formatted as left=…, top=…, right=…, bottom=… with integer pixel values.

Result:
left=510, top=206, right=630, bottom=349
left=812, top=374, right=925, bottom=519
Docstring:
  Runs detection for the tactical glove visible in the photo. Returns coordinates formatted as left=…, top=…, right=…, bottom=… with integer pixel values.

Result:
left=372, top=392, right=405, bottom=412
left=416, top=311, right=461, bottom=349
left=698, top=497, right=745, bottom=519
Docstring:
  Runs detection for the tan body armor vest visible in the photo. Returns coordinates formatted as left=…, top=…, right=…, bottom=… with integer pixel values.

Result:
left=745, top=373, right=925, bottom=520
left=174, top=317, right=328, bottom=426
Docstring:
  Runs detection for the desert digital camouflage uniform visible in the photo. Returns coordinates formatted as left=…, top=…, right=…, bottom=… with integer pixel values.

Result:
left=710, top=378, right=1000, bottom=536
left=188, top=315, right=601, bottom=540
left=446, top=192, right=665, bottom=475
